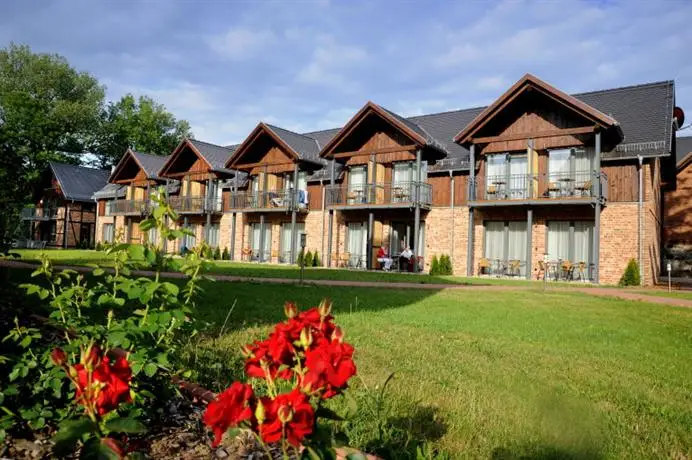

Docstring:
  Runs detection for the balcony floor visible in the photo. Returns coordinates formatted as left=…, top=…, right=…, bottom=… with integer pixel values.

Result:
left=469, top=196, right=598, bottom=207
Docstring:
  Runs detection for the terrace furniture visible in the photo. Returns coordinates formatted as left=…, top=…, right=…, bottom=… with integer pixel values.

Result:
left=340, top=252, right=351, bottom=268
left=493, top=181, right=507, bottom=199
left=576, top=261, right=588, bottom=282
left=493, top=259, right=506, bottom=277
left=508, top=259, right=521, bottom=277
left=547, top=182, right=560, bottom=198
left=486, top=185, right=497, bottom=200
left=536, top=260, right=546, bottom=280
left=241, top=247, right=253, bottom=261
left=575, top=180, right=592, bottom=197
left=478, top=257, right=491, bottom=275
left=560, top=260, right=574, bottom=281
left=393, top=186, right=409, bottom=202
left=559, top=177, right=575, bottom=197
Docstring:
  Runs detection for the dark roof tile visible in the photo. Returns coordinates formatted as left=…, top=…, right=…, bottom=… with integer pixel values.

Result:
left=50, top=162, right=110, bottom=202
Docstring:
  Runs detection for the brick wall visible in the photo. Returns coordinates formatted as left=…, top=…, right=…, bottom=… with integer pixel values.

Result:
left=424, top=207, right=469, bottom=274
left=663, top=163, right=692, bottom=245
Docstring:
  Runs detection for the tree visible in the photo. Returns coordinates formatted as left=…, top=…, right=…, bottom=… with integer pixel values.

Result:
left=0, top=43, right=105, bottom=250
left=96, top=94, right=192, bottom=168
left=619, top=259, right=641, bottom=286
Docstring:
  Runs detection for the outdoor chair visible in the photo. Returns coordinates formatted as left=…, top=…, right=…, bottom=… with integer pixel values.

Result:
left=478, top=257, right=491, bottom=275
left=576, top=261, right=588, bottom=282
left=575, top=180, right=592, bottom=197
left=508, top=259, right=521, bottom=277
left=560, top=260, right=574, bottom=281
left=536, top=260, right=546, bottom=280
left=547, top=182, right=560, bottom=197
left=486, top=185, right=497, bottom=200
left=241, top=248, right=252, bottom=261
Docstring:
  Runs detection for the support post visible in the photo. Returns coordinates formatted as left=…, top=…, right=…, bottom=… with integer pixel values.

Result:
left=367, top=212, right=374, bottom=270
left=230, top=213, right=237, bottom=260
left=467, top=144, right=476, bottom=276
left=593, top=132, right=601, bottom=283
left=290, top=163, right=299, bottom=264
left=205, top=176, right=212, bottom=243
left=413, top=149, right=422, bottom=272
left=259, top=214, right=266, bottom=263
left=327, top=159, right=335, bottom=267
left=637, top=155, right=644, bottom=285
left=450, top=171, right=455, bottom=268
left=162, top=180, right=169, bottom=253
left=320, top=180, right=326, bottom=265
left=182, top=216, right=188, bottom=252
left=63, top=203, right=71, bottom=248
left=126, top=216, right=132, bottom=245
left=526, top=208, right=533, bottom=280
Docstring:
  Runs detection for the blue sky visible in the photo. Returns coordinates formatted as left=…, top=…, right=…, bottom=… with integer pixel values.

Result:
left=2, top=0, right=691, bottom=145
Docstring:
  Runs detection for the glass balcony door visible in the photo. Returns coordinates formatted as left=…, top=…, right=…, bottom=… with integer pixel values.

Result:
left=484, top=220, right=527, bottom=276
left=346, top=221, right=367, bottom=268
left=347, top=166, right=367, bottom=204
left=486, top=154, right=527, bottom=200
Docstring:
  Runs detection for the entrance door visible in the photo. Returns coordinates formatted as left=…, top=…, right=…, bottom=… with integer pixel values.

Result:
left=347, top=222, right=367, bottom=268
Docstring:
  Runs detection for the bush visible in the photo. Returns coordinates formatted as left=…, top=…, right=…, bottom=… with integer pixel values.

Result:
left=213, top=246, right=221, bottom=260
left=430, top=255, right=440, bottom=275
left=440, top=254, right=453, bottom=275
left=313, top=251, right=320, bottom=267
left=304, top=250, right=313, bottom=267
left=296, top=249, right=304, bottom=267
left=95, top=241, right=103, bottom=251
left=619, top=258, right=641, bottom=286
left=222, top=247, right=229, bottom=260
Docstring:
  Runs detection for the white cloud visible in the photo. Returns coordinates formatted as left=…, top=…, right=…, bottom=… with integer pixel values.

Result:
left=296, top=35, right=368, bottom=88
left=208, top=27, right=275, bottom=60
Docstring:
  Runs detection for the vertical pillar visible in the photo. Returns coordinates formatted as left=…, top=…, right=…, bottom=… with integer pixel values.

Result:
left=182, top=216, right=188, bottom=252
left=413, top=149, right=422, bottom=272
left=259, top=214, right=266, bottom=263
left=450, top=171, right=455, bottom=267
left=526, top=208, right=533, bottom=280
left=320, top=180, right=326, bottom=266
left=126, top=216, right=132, bottom=244
left=367, top=212, right=374, bottom=269
left=593, top=131, right=601, bottom=283
left=467, top=144, right=476, bottom=276
left=327, top=159, right=335, bottom=267
left=230, top=213, right=237, bottom=261
left=290, top=163, right=299, bottom=264
left=162, top=180, right=169, bottom=253
left=63, top=203, right=71, bottom=248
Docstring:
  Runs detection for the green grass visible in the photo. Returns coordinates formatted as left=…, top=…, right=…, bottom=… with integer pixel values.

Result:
left=5, top=264, right=692, bottom=458
left=630, top=289, right=692, bottom=301
left=183, top=281, right=692, bottom=459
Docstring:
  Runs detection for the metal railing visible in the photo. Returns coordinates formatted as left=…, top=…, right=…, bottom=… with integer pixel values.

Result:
left=472, top=171, right=607, bottom=202
left=168, top=195, right=222, bottom=214
left=325, top=181, right=432, bottom=207
left=109, top=199, right=149, bottom=215
left=228, top=189, right=308, bottom=211
left=21, top=208, right=58, bottom=220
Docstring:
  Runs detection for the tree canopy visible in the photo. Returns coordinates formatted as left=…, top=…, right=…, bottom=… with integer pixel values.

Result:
left=96, top=94, right=192, bottom=168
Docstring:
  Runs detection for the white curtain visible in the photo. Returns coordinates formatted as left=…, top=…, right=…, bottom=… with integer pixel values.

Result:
left=251, top=224, right=261, bottom=254
left=347, top=222, right=366, bottom=266
left=298, top=171, right=307, bottom=191
left=207, top=224, right=219, bottom=248
left=484, top=221, right=505, bottom=261
left=148, top=227, right=159, bottom=246
left=486, top=154, right=506, bottom=197
left=280, top=224, right=292, bottom=262
left=574, top=221, right=593, bottom=264
left=103, top=224, right=114, bottom=243
left=549, top=149, right=571, bottom=177
left=393, top=162, right=412, bottom=185
left=349, top=167, right=366, bottom=189
left=185, top=224, right=197, bottom=249
left=507, top=221, right=527, bottom=274
left=509, top=156, right=528, bottom=199
left=547, top=221, right=569, bottom=261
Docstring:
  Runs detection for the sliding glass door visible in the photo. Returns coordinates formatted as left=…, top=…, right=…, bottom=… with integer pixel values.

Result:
left=484, top=221, right=527, bottom=275
left=547, top=220, right=594, bottom=266
left=280, top=222, right=305, bottom=263
left=548, top=148, right=594, bottom=197
left=485, top=154, right=527, bottom=200
left=347, top=166, right=367, bottom=204
left=251, top=223, right=271, bottom=262
left=347, top=222, right=367, bottom=268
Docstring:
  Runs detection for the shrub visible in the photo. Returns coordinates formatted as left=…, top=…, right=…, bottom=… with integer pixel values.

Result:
left=304, top=250, right=313, bottom=267
left=430, top=255, right=440, bottom=275
left=313, top=251, right=321, bottom=267
left=213, top=246, right=221, bottom=260
left=296, top=249, right=305, bottom=267
left=619, top=258, right=641, bottom=286
left=440, top=254, right=453, bottom=275
left=222, top=247, right=229, bottom=260
left=95, top=241, right=103, bottom=251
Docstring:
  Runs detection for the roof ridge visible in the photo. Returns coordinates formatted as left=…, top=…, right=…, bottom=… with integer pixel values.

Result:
left=267, top=123, right=320, bottom=141
left=573, top=80, right=674, bottom=97
left=406, top=105, right=487, bottom=121
left=190, top=138, right=234, bottom=150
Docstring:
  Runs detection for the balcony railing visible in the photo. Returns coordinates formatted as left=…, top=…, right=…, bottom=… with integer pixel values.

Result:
left=21, top=208, right=58, bottom=220
left=228, top=189, right=308, bottom=212
left=109, top=199, right=149, bottom=216
left=472, top=171, right=608, bottom=202
left=168, top=195, right=222, bottom=214
left=326, top=181, right=432, bottom=208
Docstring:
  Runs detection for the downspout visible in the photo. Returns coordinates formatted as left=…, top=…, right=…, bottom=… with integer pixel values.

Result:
left=449, top=170, right=455, bottom=269
left=638, top=155, right=644, bottom=285
left=320, top=179, right=325, bottom=265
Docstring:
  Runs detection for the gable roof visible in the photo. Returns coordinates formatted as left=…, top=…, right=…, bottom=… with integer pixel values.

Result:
left=132, top=151, right=169, bottom=179
left=188, top=139, right=237, bottom=171
left=49, top=162, right=110, bottom=202
left=676, top=136, right=692, bottom=171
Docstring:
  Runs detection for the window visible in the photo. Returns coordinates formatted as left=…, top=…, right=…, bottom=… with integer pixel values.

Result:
left=548, top=148, right=594, bottom=196
left=484, top=221, right=528, bottom=275
left=182, top=224, right=197, bottom=250
left=105, top=201, right=114, bottom=216
left=102, top=223, right=114, bottom=243
left=347, top=221, right=367, bottom=268
left=485, top=154, right=528, bottom=199
left=251, top=223, right=271, bottom=261
left=148, top=227, right=159, bottom=246
left=347, top=166, right=367, bottom=204
left=280, top=223, right=305, bottom=263
left=547, top=221, right=594, bottom=266
left=206, top=223, right=220, bottom=248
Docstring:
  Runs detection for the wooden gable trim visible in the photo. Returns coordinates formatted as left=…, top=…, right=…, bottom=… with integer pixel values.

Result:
left=108, top=149, right=146, bottom=183
left=678, top=151, right=692, bottom=172
left=159, top=138, right=212, bottom=178
left=454, top=74, right=619, bottom=145
left=225, top=123, right=299, bottom=169
left=472, top=126, right=596, bottom=144
left=332, top=144, right=417, bottom=158
left=319, top=101, right=427, bottom=159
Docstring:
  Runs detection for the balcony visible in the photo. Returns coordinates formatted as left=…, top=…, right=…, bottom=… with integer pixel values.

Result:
left=228, top=189, right=308, bottom=212
left=21, top=208, right=58, bottom=220
left=326, top=181, right=432, bottom=209
left=471, top=170, right=608, bottom=205
left=168, top=195, right=222, bottom=214
left=109, top=199, right=149, bottom=216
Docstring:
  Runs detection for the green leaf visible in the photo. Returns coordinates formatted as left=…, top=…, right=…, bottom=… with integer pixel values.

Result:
left=346, top=454, right=367, bottom=460
left=53, top=417, right=97, bottom=453
left=303, top=446, right=322, bottom=460
left=104, top=416, right=147, bottom=434
left=316, top=406, right=345, bottom=421
left=161, top=282, right=179, bottom=296
left=153, top=206, right=166, bottom=219
left=93, top=268, right=105, bottom=276
left=143, top=363, right=158, bottom=378
left=127, top=244, right=145, bottom=260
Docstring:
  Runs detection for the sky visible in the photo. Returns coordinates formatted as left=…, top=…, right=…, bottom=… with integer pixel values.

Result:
left=2, top=0, right=692, bottom=146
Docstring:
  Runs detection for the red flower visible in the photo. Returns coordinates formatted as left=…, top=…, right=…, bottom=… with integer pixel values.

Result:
left=203, top=382, right=254, bottom=447
left=50, top=348, right=67, bottom=367
left=302, top=339, right=356, bottom=399
left=259, top=389, right=314, bottom=446
left=244, top=340, right=293, bottom=381
left=73, top=353, right=132, bottom=416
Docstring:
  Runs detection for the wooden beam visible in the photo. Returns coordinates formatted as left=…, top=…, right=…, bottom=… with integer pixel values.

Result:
left=233, top=161, right=296, bottom=170
left=472, top=126, right=596, bottom=144
left=332, top=145, right=417, bottom=159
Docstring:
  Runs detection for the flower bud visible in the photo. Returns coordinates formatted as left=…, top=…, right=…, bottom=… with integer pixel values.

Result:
left=318, top=299, right=332, bottom=318
left=82, top=344, right=102, bottom=369
left=278, top=405, right=293, bottom=424
left=299, top=327, right=313, bottom=349
left=331, top=326, right=344, bottom=343
left=50, top=348, right=67, bottom=367
left=255, top=400, right=266, bottom=424
left=283, top=302, right=298, bottom=319
left=240, top=345, right=253, bottom=358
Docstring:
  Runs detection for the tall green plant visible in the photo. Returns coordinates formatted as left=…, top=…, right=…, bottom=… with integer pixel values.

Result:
left=619, top=258, right=641, bottom=286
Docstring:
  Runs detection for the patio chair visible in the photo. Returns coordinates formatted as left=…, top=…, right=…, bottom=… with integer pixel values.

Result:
left=536, top=260, right=546, bottom=280
left=241, top=247, right=252, bottom=261
left=486, top=185, right=497, bottom=200
left=340, top=252, right=351, bottom=268
left=575, top=180, right=592, bottom=197
left=547, top=182, right=560, bottom=197
left=508, top=259, right=521, bottom=277
left=576, top=261, right=588, bottom=282
left=560, top=260, right=573, bottom=281
left=478, top=257, right=491, bottom=275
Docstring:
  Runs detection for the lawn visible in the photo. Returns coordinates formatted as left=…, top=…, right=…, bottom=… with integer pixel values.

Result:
left=4, top=264, right=692, bottom=458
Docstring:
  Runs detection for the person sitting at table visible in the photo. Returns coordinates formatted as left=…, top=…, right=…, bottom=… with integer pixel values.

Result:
left=376, top=246, right=393, bottom=271
left=399, top=244, right=413, bottom=271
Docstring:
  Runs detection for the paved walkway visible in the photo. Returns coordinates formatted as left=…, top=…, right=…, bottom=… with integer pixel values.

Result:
left=2, top=259, right=691, bottom=309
